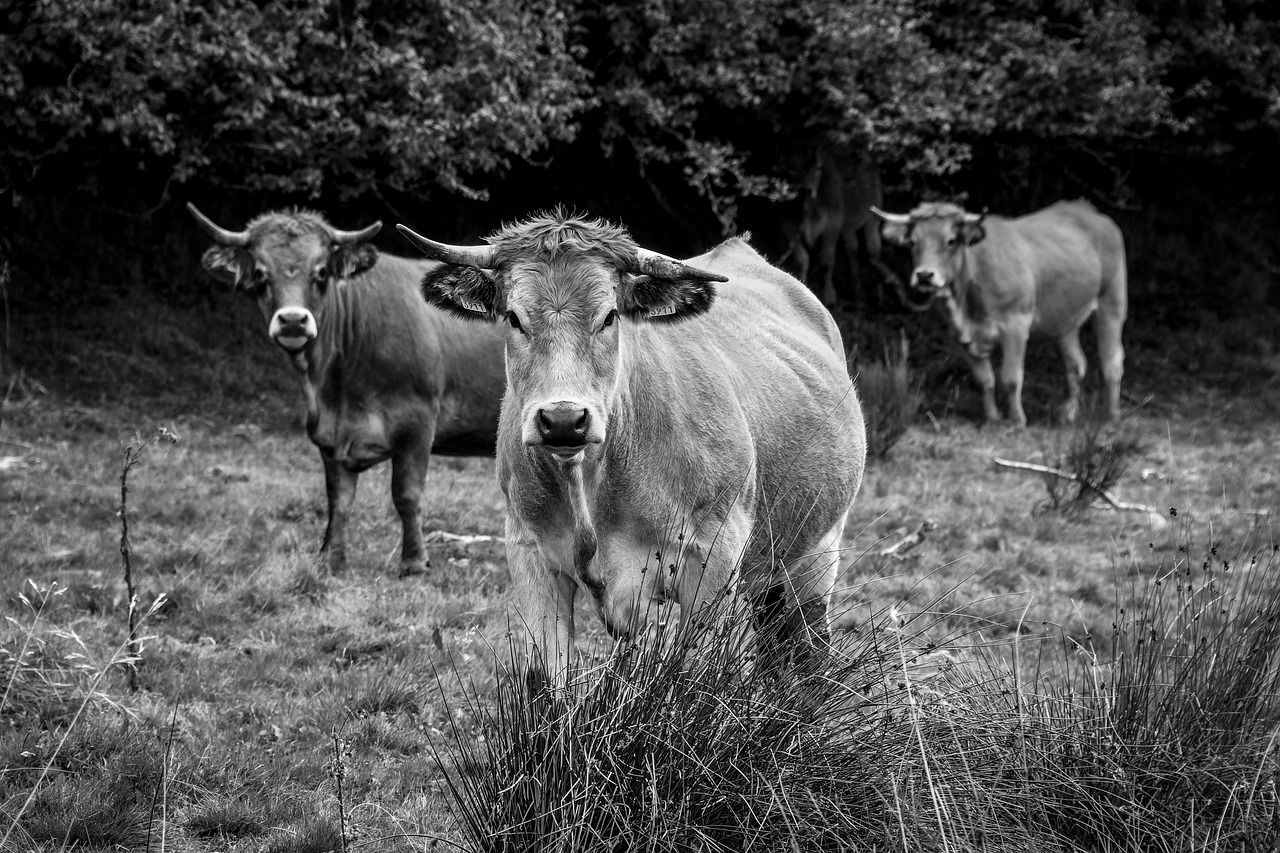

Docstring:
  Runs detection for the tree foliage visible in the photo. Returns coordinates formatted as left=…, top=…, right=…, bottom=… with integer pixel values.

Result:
left=1, top=0, right=1278, bottom=216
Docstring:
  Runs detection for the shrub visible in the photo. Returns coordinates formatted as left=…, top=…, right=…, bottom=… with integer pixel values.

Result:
left=1042, top=416, right=1146, bottom=515
left=855, top=332, right=922, bottom=460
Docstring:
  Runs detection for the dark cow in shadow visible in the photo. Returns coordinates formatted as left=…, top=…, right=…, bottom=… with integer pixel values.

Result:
left=189, top=204, right=506, bottom=576
left=873, top=200, right=1127, bottom=426
left=780, top=144, right=900, bottom=309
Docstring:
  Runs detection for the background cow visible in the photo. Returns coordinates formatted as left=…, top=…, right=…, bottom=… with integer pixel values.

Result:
left=780, top=143, right=899, bottom=310
left=398, top=211, right=866, bottom=690
left=189, top=204, right=506, bottom=576
left=873, top=200, right=1127, bottom=426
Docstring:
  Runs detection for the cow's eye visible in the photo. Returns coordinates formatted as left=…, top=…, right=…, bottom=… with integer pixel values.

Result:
left=601, top=310, right=618, bottom=331
left=507, top=311, right=523, bottom=333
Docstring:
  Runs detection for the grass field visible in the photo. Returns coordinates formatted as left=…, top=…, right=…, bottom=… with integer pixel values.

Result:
left=2, top=288, right=1279, bottom=851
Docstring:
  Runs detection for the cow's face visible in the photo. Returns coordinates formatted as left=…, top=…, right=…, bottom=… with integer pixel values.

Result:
left=892, top=215, right=985, bottom=295
left=878, top=208, right=985, bottom=296
left=418, top=247, right=716, bottom=465
left=200, top=221, right=377, bottom=353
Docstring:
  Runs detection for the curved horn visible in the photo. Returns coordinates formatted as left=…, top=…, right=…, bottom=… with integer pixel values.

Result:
left=631, top=248, right=728, bottom=283
left=330, top=221, right=383, bottom=244
left=962, top=208, right=987, bottom=225
left=186, top=203, right=250, bottom=247
left=869, top=206, right=913, bottom=225
left=395, top=225, right=498, bottom=268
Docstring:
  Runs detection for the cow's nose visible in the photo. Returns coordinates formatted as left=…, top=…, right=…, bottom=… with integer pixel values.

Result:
left=913, top=269, right=936, bottom=288
left=276, top=309, right=309, bottom=332
left=536, top=404, right=589, bottom=447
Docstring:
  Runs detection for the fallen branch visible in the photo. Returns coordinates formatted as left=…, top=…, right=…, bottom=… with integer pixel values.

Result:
left=993, top=457, right=1161, bottom=515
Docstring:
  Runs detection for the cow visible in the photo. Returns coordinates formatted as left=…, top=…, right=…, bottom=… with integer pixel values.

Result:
left=397, top=210, right=866, bottom=690
left=187, top=204, right=506, bottom=577
left=781, top=144, right=898, bottom=309
left=872, top=200, right=1127, bottom=426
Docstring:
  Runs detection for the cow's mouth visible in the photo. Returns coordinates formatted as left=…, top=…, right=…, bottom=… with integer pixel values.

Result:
left=274, top=335, right=311, bottom=352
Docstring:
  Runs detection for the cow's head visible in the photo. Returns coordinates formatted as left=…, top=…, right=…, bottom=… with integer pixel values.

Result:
left=872, top=203, right=985, bottom=295
left=188, top=204, right=381, bottom=354
left=397, top=211, right=726, bottom=463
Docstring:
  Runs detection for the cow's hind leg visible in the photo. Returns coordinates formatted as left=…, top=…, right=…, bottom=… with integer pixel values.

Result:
left=320, top=453, right=359, bottom=572
left=390, top=437, right=431, bottom=578
left=1093, top=308, right=1125, bottom=421
left=1056, top=328, right=1087, bottom=425
left=777, top=509, right=848, bottom=670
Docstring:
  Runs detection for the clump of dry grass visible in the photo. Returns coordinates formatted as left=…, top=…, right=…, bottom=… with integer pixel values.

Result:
left=435, top=530, right=1280, bottom=852
left=855, top=332, right=923, bottom=460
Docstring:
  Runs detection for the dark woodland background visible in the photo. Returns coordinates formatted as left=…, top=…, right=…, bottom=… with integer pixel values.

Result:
left=2, top=0, right=1279, bottom=360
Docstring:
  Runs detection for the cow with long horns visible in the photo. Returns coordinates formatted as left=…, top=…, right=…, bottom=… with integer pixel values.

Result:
left=188, top=204, right=506, bottom=576
left=872, top=200, right=1127, bottom=425
left=397, top=210, right=866, bottom=690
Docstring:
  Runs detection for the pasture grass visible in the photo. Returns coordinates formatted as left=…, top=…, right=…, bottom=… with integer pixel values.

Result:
left=0, top=290, right=1278, bottom=849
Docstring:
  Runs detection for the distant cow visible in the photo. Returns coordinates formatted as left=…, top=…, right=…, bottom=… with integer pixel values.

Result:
left=781, top=145, right=894, bottom=308
left=873, top=200, right=1127, bottom=425
left=398, top=211, right=866, bottom=689
left=188, top=204, right=506, bottom=576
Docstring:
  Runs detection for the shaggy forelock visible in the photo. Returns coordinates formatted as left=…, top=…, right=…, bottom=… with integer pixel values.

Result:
left=487, top=208, right=638, bottom=269
left=245, top=208, right=332, bottom=243
left=908, top=201, right=970, bottom=222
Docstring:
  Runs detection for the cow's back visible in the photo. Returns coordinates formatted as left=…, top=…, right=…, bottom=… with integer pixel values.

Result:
left=998, top=201, right=1125, bottom=337
left=624, top=238, right=864, bottom=566
left=314, top=252, right=505, bottom=453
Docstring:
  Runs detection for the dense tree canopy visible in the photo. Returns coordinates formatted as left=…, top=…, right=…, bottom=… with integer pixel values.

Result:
left=4, top=0, right=1278, bottom=203
left=2, top=0, right=1278, bottom=300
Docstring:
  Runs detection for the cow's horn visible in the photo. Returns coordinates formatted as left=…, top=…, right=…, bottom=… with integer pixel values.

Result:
left=962, top=208, right=987, bottom=224
left=330, top=222, right=383, bottom=244
left=631, top=248, right=728, bottom=282
left=186, top=203, right=250, bottom=247
left=870, top=206, right=913, bottom=225
left=396, top=225, right=498, bottom=268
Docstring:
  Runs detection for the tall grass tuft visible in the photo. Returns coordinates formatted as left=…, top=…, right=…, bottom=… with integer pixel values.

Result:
left=435, top=532, right=1280, bottom=852
left=855, top=331, right=922, bottom=460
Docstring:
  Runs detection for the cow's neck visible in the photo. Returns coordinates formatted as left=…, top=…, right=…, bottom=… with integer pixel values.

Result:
left=287, top=279, right=360, bottom=418
left=541, top=456, right=605, bottom=595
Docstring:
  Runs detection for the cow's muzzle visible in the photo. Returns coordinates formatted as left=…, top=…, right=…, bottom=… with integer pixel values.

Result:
left=912, top=268, right=947, bottom=293
left=269, top=308, right=318, bottom=352
left=536, top=403, right=590, bottom=450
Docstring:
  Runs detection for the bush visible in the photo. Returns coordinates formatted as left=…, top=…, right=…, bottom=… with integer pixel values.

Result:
left=1042, top=416, right=1146, bottom=515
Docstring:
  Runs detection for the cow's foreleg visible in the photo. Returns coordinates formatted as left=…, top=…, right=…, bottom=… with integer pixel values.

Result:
left=1057, top=329, right=1087, bottom=425
left=390, top=438, right=431, bottom=578
left=320, top=454, right=359, bottom=572
left=510, top=525, right=578, bottom=694
left=999, top=322, right=1031, bottom=427
left=966, top=355, right=1001, bottom=424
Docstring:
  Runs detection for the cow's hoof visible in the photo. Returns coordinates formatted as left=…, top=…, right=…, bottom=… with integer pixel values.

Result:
left=398, top=557, right=428, bottom=579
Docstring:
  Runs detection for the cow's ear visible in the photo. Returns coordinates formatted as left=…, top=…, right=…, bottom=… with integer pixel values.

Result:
left=880, top=220, right=912, bottom=246
left=201, top=246, right=249, bottom=287
left=329, top=242, right=378, bottom=283
left=420, top=264, right=502, bottom=321
left=959, top=221, right=986, bottom=246
left=619, top=274, right=716, bottom=323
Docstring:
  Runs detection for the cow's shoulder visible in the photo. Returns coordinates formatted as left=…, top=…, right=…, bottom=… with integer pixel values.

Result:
left=693, top=237, right=840, bottom=344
